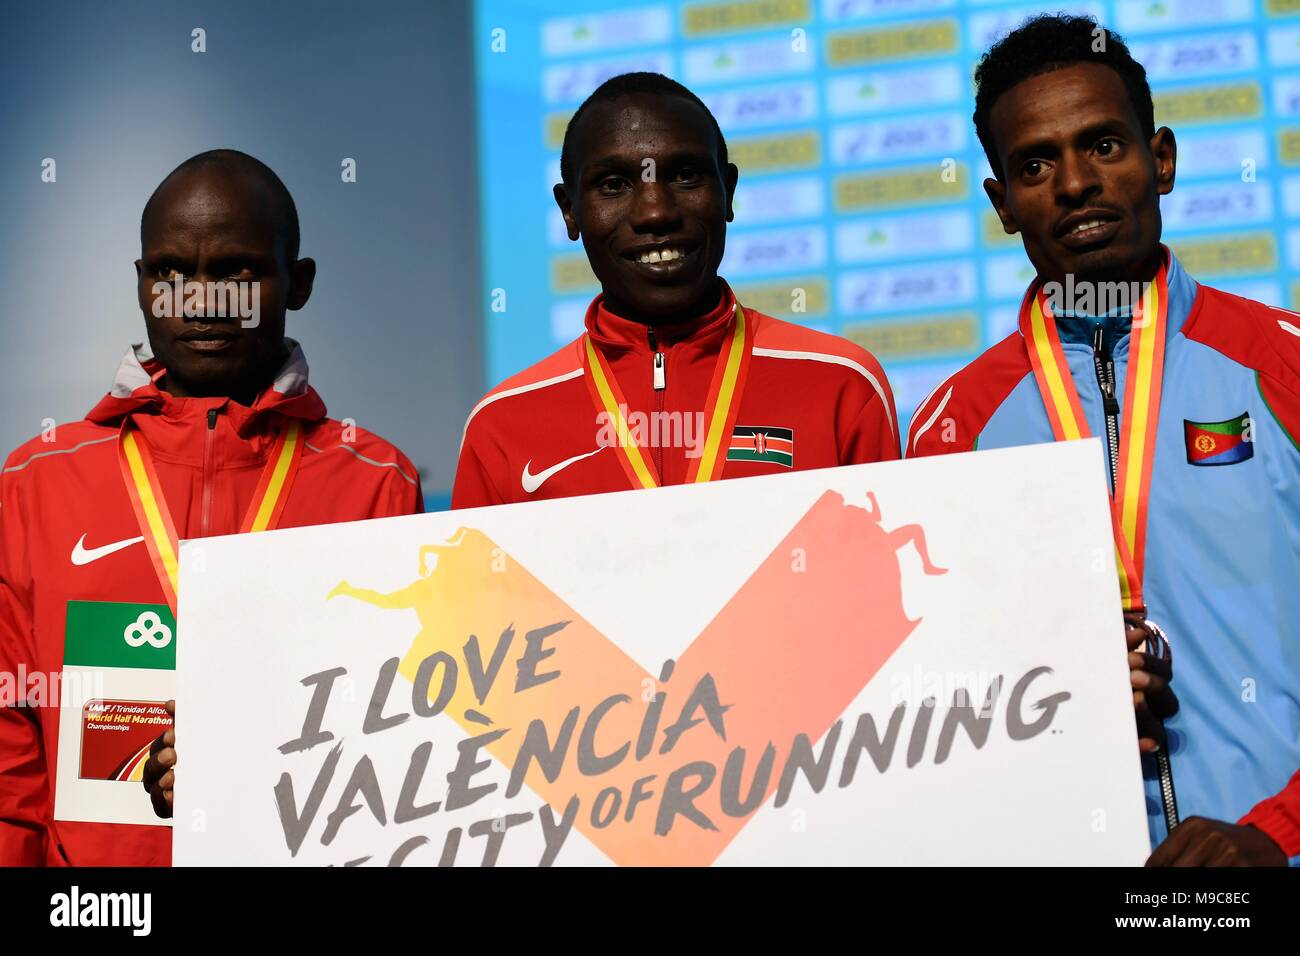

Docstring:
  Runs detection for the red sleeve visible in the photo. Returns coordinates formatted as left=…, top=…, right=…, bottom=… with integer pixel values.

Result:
left=1184, top=288, right=1300, bottom=448
left=907, top=333, right=1031, bottom=458
left=1239, top=769, right=1300, bottom=858
left=0, top=465, right=50, bottom=866
left=839, top=377, right=901, bottom=464
left=907, top=379, right=969, bottom=458
left=451, top=418, right=509, bottom=510
left=378, top=451, right=424, bottom=517
left=328, top=426, right=425, bottom=518
left=1259, top=369, right=1300, bottom=452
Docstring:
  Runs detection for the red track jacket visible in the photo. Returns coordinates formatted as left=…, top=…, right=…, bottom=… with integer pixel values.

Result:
left=0, top=342, right=422, bottom=866
left=454, top=282, right=899, bottom=508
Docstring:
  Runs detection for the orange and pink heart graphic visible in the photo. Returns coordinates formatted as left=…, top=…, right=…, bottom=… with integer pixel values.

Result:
left=330, top=489, right=945, bottom=865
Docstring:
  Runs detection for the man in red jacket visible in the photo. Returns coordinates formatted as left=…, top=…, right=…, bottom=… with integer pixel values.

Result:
left=453, top=73, right=898, bottom=508
left=0, top=150, right=423, bottom=866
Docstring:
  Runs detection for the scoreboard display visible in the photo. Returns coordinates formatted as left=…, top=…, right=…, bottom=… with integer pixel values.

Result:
left=475, top=0, right=1300, bottom=426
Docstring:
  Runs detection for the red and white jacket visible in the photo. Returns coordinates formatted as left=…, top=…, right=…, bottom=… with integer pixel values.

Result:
left=0, top=342, right=423, bottom=866
left=454, top=282, right=899, bottom=508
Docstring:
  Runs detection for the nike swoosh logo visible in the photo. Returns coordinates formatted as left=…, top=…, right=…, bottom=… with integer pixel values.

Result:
left=521, top=447, right=606, bottom=494
left=71, top=533, right=146, bottom=566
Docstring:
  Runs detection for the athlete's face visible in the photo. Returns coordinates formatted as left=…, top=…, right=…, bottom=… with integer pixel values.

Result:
left=555, top=94, right=738, bottom=323
left=135, top=169, right=315, bottom=403
left=983, top=62, right=1176, bottom=288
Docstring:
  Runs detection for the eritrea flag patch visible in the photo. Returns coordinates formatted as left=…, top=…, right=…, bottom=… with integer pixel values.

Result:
left=727, top=425, right=794, bottom=468
left=1184, top=412, right=1254, bottom=466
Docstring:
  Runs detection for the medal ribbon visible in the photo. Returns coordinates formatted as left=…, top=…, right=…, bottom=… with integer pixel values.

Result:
left=584, top=304, right=753, bottom=489
left=118, top=417, right=304, bottom=611
left=1020, top=265, right=1168, bottom=611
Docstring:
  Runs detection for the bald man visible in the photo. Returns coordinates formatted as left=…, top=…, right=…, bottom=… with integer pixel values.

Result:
left=0, top=149, right=423, bottom=866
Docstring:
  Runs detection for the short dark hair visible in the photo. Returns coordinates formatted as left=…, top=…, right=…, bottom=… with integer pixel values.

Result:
left=973, top=14, right=1155, bottom=180
left=141, top=148, right=301, bottom=261
left=559, top=72, right=729, bottom=185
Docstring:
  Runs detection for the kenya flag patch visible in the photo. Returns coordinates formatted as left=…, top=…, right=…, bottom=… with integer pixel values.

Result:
left=728, top=425, right=794, bottom=468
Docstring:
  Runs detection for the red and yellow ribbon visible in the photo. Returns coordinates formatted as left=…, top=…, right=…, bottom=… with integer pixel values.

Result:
left=118, top=418, right=304, bottom=611
left=1020, top=266, right=1168, bottom=611
left=584, top=304, right=753, bottom=489
left=239, top=420, right=304, bottom=534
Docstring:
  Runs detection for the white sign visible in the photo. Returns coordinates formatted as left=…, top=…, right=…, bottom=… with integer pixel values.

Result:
left=174, top=439, right=1149, bottom=866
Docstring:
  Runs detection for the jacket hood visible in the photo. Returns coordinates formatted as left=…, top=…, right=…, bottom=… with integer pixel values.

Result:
left=85, top=338, right=328, bottom=436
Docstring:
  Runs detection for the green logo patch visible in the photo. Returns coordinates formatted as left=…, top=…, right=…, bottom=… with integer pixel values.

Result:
left=64, top=601, right=176, bottom=671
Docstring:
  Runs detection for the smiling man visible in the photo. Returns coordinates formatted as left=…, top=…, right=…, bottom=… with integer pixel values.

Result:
left=453, top=73, right=899, bottom=508
left=907, top=16, right=1300, bottom=865
left=0, top=149, right=423, bottom=866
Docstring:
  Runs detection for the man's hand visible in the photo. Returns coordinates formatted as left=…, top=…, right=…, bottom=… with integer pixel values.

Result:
left=141, top=699, right=175, bottom=819
left=1147, top=816, right=1288, bottom=866
left=1125, top=612, right=1177, bottom=752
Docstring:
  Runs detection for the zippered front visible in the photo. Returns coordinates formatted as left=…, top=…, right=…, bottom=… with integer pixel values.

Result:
left=201, top=407, right=219, bottom=537
left=649, top=327, right=666, bottom=481
left=1092, top=325, right=1121, bottom=491
left=1093, top=323, right=1180, bottom=837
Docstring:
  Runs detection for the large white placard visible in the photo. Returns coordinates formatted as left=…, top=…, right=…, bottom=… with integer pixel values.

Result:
left=174, top=439, right=1149, bottom=866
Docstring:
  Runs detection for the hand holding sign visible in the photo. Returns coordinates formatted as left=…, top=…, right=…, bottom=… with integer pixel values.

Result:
left=142, top=699, right=176, bottom=818
left=1124, top=612, right=1177, bottom=753
left=1146, top=816, right=1286, bottom=867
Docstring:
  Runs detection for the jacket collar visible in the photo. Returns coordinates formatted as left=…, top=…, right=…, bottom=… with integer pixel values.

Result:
left=85, top=338, right=327, bottom=437
left=1052, top=245, right=1198, bottom=347
left=584, top=280, right=736, bottom=354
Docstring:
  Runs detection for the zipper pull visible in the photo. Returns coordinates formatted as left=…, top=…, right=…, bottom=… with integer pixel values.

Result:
left=1092, top=326, right=1121, bottom=413
left=649, top=328, right=665, bottom=390
left=207, top=408, right=219, bottom=429
left=1102, top=358, right=1120, bottom=413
